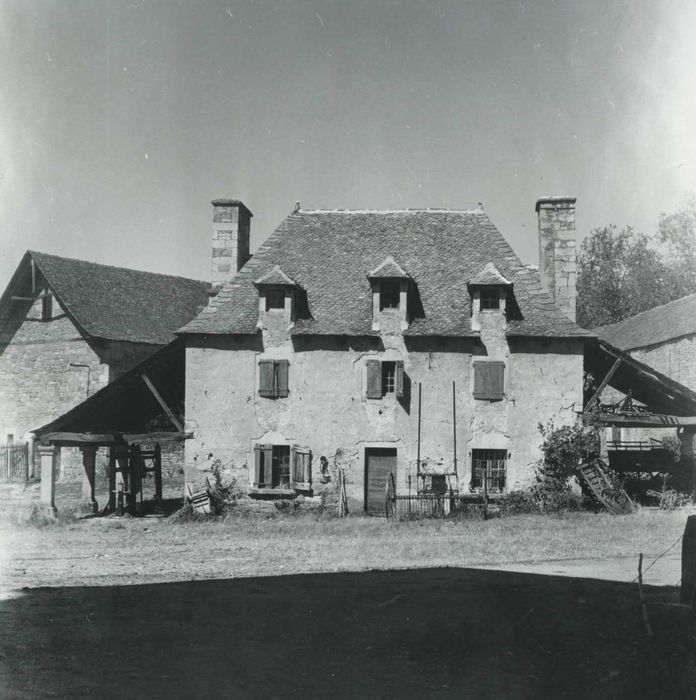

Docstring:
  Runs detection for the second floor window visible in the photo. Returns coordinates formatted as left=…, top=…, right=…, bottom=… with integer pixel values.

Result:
left=265, top=288, right=285, bottom=310
left=41, top=294, right=53, bottom=321
left=366, top=359, right=404, bottom=399
left=480, top=288, right=500, bottom=310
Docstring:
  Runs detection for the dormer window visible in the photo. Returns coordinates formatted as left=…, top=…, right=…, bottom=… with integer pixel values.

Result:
left=254, top=265, right=298, bottom=324
left=368, top=256, right=412, bottom=331
left=265, top=287, right=285, bottom=311
left=380, top=280, right=401, bottom=310
left=480, top=288, right=500, bottom=310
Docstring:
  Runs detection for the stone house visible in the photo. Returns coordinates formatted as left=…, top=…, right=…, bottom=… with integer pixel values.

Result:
left=178, top=197, right=594, bottom=512
left=0, top=251, right=209, bottom=478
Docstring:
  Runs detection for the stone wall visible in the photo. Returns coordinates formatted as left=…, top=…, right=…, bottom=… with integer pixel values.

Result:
left=630, top=335, right=696, bottom=393
left=184, top=334, right=584, bottom=512
left=0, top=297, right=109, bottom=442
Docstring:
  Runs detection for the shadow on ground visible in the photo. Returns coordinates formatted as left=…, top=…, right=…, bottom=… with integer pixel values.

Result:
left=1, top=567, right=694, bottom=699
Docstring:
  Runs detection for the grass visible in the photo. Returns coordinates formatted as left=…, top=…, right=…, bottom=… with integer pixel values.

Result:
left=1, top=507, right=687, bottom=590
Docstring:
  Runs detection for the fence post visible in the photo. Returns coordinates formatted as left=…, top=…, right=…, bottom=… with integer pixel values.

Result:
left=681, top=515, right=696, bottom=608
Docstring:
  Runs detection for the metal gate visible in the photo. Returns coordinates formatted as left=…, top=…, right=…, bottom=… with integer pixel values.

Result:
left=0, top=441, right=30, bottom=482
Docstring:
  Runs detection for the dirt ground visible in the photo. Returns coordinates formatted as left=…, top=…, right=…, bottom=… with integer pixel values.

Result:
left=1, top=567, right=694, bottom=699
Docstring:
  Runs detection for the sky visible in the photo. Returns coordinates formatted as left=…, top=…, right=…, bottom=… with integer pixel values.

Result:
left=1, top=0, right=695, bottom=288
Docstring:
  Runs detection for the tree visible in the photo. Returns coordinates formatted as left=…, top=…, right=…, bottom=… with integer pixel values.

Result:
left=576, top=225, right=669, bottom=328
left=657, top=193, right=696, bottom=298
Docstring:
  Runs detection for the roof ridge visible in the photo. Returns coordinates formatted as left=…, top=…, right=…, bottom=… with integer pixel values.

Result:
left=296, top=208, right=485, bottom=214
left=28, top=250, right=208, bottom=286
left=598, top=291, right=696, bottom=332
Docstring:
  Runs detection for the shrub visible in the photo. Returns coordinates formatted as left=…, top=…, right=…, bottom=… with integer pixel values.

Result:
left=496, top=490, right=539, bottom=515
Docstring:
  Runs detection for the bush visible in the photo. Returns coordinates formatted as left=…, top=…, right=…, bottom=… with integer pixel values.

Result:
left=496, top=490, right=539, bottom=515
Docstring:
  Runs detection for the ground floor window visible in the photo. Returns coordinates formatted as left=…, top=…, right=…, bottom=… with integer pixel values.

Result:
left=253, top=444, right=312, bottom=491
left=470, top=449, right=507, bottom=493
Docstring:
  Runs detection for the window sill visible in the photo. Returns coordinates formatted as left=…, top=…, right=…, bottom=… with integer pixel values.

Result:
left=248, top=487, right=296, bottom=497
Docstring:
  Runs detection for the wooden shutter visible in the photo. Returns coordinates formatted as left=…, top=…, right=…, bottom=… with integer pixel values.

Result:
left=395, top=361, right=404, bottom=399
left=260, top=444, right=273, bottom=487
left=259, top=360, right=275, bottom=397
left=473, top=361, right=505, bottom=400
left=276, top=360, right=289, bottom=398
left=253, top=445, right=262, bottom=487
left=366, top=360, right=382, bottom=399
left=292, top=446, right=312, bottom=490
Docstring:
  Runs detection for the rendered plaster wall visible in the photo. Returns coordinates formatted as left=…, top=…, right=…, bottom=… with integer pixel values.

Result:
left=630, top=335, right=696, bottom=393
left=185, top=334, right=583, bottom=510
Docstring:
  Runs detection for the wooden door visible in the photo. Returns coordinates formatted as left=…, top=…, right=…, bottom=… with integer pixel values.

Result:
left=365, top=448, right=397, bottom=514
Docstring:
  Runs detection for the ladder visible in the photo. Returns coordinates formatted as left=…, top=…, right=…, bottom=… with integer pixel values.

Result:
left=577, top=458, right=634, bottom=514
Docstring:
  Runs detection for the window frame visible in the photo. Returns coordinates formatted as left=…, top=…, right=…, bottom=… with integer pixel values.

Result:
left=470, top=448, right=508, bottom=493
left=379, top=279, right=401, bottom=310
left=265, top=287, right=286, bottom=311
left=252, top=443, right=312, bottom=491
left=480, top=288, right=500, bottom=310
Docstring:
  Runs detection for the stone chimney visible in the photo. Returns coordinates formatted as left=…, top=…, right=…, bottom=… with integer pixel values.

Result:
left=536, top=196, right=577, bottom=322
left=211, top=199, right=252, bottom=290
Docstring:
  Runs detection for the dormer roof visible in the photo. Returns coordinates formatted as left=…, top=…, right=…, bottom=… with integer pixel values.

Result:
left=367, top=255, right=410, bottom=279
left=253, top=265, right=297, bottom=287
left=468, top=262, right=513, bottom=287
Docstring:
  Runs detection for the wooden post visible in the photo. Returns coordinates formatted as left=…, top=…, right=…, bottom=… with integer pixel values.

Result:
left=37, top=445, right=56, bottom=512
left=80, top=445, right=99, bottom=514
left=681, top=515, right=696, bottom=608
left=417, top=382, right=422, bottom=477
left=154, top=444, right=163, bottom=506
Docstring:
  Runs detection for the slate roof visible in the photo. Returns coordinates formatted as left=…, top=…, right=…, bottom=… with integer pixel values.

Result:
left=468, top=262, right=512, bottom=286
left=179, top=209, right=594, bottom=339
left=0, top=251, right=209, bottom=345
left=597, top=292, right=696, bottom=351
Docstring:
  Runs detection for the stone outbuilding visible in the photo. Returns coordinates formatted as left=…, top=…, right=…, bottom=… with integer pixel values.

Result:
left=0, top=251, right=209, bottom=478
left=177, top=197, right=595, bottom=512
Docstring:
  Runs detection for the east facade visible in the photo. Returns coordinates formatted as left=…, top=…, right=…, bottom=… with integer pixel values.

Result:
left=180, top=198, right=593, bottom=512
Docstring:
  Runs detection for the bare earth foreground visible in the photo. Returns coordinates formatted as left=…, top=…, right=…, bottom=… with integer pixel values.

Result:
left=0, top=510, right=695, bottom=698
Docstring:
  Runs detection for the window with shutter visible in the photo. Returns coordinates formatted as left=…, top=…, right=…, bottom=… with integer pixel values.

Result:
left=473, top=361, right=505, bottom=400
left=366, top=360, right=382, bottom=399
left=258, top=360, right=290, bottom=398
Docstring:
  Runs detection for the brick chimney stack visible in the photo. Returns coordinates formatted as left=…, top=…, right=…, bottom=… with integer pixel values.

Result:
left=536, top=196, right=577, bottom=322
left=211, top=199, right=252, bottom=290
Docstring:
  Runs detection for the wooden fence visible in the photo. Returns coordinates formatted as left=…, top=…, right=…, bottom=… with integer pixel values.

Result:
left=0, top=442, right=30, bottom=482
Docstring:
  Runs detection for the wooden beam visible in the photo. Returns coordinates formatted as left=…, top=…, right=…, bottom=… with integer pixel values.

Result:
left=585, top=412, right=696, bottom=427
left=11, top=295, right=35, bottom=302
left=141, top=373, right=184, bottom=432
left=586, top=358, right=621, bottom=409
left=41, top=430, right=192, bottom=446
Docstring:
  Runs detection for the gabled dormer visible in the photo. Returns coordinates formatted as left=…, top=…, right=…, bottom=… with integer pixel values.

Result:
left=367, top=256, right=411, bottom=332
left=254, top=265, right=297, bottom=326
left=468, top=262, right=513, bottom=332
